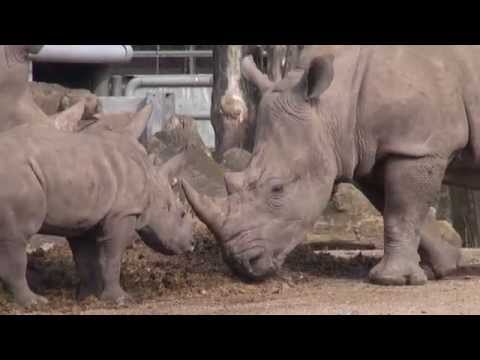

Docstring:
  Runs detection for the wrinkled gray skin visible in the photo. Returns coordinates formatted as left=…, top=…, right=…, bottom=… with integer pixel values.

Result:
left=184, top=45, right=474, bottom=285
left=0, top=104, right=195, bottom=307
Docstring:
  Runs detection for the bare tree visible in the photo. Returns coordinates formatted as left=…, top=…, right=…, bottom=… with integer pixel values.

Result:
left=210, top=45, right=302, bottom=159
left=210, top=46, right=263, bottom=159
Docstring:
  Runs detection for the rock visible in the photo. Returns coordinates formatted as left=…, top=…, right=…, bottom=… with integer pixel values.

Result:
left=307, top=184, right=463, bottom=250
left=423, top=207, right=463, bottom=248
left=221, top=147, right=252, bottom=172
left=147, top=114, right=227, bottom=199
left=307, top=184, right=383, bottom=249
left=146, top=114, right=209, bottom=162
left=30, top=81, right=99, bottom=119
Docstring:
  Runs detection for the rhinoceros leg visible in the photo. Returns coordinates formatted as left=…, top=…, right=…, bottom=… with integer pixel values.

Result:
left=357, top=181, right=462, bottom=279
left=67, top=233, right=103, bottom=301
left=367, top=156, right=448, bottom=286
left=97, top=215, right=137, bottom=305
left=0, top=236, right=48, bottom=308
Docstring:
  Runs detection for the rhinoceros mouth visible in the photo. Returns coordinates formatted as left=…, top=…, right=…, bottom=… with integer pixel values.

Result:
left=137, top=227, right=178, bottom=256
left=224, top=241, right=279, bottom=281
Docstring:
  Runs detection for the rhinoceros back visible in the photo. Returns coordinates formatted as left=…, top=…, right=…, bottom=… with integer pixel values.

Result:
left=0, top=126, right=150, bottom=236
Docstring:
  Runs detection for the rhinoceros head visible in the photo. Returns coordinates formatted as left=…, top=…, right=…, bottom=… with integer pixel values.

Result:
left=87, top=104, right=195, bottom=255
left=183, top=54, right=338, bottom=280
left=138, top=152, right=195, bottom=255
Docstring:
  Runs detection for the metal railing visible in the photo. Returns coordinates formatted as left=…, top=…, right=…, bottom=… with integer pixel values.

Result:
left=132, top=46, right=213, bottom=75
left=132, top=50, right=213, bottom=58
left=124, top=74, right=213, bottom=96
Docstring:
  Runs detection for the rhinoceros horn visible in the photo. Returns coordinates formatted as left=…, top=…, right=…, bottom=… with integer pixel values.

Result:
left=224, top=171, right=245, bottom=194
left=49, top=100, right=85, bottom=132
left=182, top=179, right=226, bottom=235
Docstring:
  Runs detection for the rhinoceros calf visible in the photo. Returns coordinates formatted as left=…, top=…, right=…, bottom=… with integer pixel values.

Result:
left=183, top=45, right=477, bottom=286
left=0, top=104, right=195, bottom=307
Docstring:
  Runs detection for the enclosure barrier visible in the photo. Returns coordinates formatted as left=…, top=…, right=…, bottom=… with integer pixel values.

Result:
left=29, top=45, right=134, bottom=64
left=124, top=74, right=213, bottom=97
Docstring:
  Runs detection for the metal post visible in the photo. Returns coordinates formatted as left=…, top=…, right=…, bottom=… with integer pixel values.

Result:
left=28, top=61, right=33, bottom=82
left=156, top=45, right=160, bottom=75
left=111, top=75, right=123, bottom=97
left=189, top=45, right=196, bottom=74
left=94, top=66, right=111, bottom=96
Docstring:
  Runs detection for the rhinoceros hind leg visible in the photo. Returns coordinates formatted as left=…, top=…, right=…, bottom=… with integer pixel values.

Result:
left=67, top=233, right=103, bottom=301
left=357, top=180, right=462, bottom=280
left=368, top=156, right=448, bottom=286
left=0, top=236, right=48, bottom=308
left=417, top=227, right=463, bottom=279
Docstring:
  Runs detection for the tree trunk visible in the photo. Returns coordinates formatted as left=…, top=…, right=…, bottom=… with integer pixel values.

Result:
left=283, top=45, right=303, bottom=76
left=266, top=45, right=286, bottom=82
left=210, top=45, right=262, bottom=159
left=211, top=45, right=302, bottom=159
left=449, top=187, right=480, bottom=248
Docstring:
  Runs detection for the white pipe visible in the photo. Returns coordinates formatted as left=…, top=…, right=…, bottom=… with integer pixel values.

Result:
left=28, top=45, right=134, bottom=64
left=125, top=74, right=213, bottom=96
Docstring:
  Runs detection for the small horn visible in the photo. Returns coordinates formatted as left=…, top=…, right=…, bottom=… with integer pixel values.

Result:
left=49, top=100, right=85, bottom=132
left=182, top=179, right=226, bottom=235
left=224, top=171, right=245, bottom=195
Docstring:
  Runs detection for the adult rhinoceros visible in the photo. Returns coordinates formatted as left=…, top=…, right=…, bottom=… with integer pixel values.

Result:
left=183, top=45, right=475, bottom=286
left=0, top=45, right=91, bottom=132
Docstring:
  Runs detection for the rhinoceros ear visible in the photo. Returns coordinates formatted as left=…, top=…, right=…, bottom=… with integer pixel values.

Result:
left=241, top=55, right=273, bottom=94
left=49, top=100, right=85, bottom=132
left=123, top=104, right=153, bottom=139
left=303, top=55, right=334, bottom=100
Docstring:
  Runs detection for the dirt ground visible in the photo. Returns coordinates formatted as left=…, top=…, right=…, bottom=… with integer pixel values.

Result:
left=2, top=224, right=480, bottom=315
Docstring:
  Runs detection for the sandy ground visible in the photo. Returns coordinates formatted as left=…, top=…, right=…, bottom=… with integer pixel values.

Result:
left=79, top=277, right=480, bottom=315
left=2, top=228, right=480, bottom=315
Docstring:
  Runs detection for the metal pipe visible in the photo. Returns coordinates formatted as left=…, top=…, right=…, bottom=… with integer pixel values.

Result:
left=29, top=45, right=134, bottom=64
left=125, top=74, right=213, bottom=96
left=132, top=50, right=212, bottom=58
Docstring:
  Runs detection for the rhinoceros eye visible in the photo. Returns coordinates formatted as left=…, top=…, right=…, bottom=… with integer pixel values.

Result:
left=271, top=184, right=284, bottom=194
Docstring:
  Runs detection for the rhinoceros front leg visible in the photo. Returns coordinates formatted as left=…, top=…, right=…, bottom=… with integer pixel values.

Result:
left=0, top=236, right=48, bottom=308
left=368, top=156, right=448, bottom=286
left=357, top=181, right=462, bottom=279
left=97, top=215, right=137, bottom=305
left=67, top=233, right=103, bottom=301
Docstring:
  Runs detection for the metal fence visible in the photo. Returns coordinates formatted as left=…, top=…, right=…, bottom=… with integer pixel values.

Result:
left=106, top=46, right=216, bottom=147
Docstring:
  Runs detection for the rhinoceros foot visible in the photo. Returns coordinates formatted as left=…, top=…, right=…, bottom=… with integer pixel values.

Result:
left=16, top=291, right=49, bottom=309
left=76, top=280, right=103, bottom=302
left=420, top=244, right=463, bottom=280
left=99, top=288, right=134, bottom=307
left=369, top=257, right=428, bottom=286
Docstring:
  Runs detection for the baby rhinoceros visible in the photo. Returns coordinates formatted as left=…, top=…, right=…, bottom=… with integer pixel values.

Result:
left=0, top=104, right=195, bottom=307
